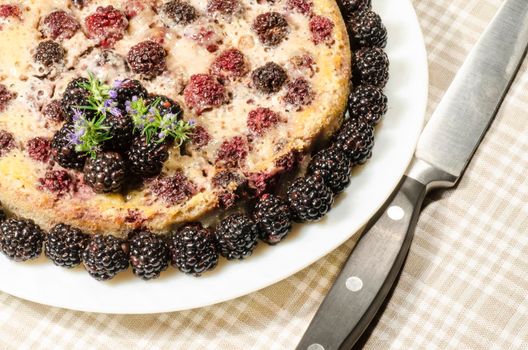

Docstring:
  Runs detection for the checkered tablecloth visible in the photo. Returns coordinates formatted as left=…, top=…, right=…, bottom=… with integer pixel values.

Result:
left=2, top=0, right=528, bottom=349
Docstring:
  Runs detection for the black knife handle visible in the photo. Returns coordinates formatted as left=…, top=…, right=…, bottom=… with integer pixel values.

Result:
left=296, top=176, right=427, bottom=350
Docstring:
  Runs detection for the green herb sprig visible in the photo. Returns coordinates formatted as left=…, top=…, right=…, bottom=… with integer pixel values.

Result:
left=77, top=72, right=112, bottom=114
left=127, top=97, right=194, bottom=145
left=67, top=73, right=115, bottom=158
left=69, top=109, right=111, bottom=158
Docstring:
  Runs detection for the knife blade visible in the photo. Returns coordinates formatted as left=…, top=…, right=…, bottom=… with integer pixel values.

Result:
left=416, top=0, right=528, bottom=179
left=297, top=1, right=528, bottom=349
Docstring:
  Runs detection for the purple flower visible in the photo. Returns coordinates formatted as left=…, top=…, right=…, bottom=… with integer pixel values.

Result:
left=109, top=107, right=122, bottom=117
left=72, top=109, right=83, bottom=122
left=103, top=99, right=114, bottom=108
left=109, top=89, right=118, bottom=99
left=67, top=133, right=78, bottom=145
left=188, top=119, right=196, bottom=126
left=68, top=125, right=86, bottom=146
left=113, top=80, right=123, bottom=89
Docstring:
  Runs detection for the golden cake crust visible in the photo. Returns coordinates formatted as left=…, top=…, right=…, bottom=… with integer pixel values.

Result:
left=0, top=0, right=350, bottom=236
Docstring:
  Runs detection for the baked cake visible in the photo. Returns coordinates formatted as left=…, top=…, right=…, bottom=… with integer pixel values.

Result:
left=0, top=0, right=351, bottom=236
left=0, top=0, right=389, bottom=281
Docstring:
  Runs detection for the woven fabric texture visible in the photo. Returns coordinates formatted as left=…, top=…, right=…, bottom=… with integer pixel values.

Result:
left=1, top=0, right=527, bottom=349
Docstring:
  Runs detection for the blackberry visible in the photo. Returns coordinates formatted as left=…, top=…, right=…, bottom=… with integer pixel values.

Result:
left=161, top=0, right=198, bottom=26
left=114, top=79, right=148, bottom=110
left=183, top=74, right=228, bottom=114
left=103, top=113, right=134, bottom=151
left=308, top=147, right=351, bottom=193
left=309, top=15, right=335, bottom=45
left=26, top=137, right=51, bottom=163
left=127, top=40, right=167, bottom=79
left=247, top=107, right=281, bottom=135
left=276, top=150, right=302, bottom=172
left=341, top=0, right=371, bottom=17
left=252, top=194, right=292, bottom=245
left=42, top=100, right=66, bottom=123
left=333, top=118, right=374, bottom=164
left=128, top=230, right=169, bottom=280
left=0, top=203, right=5, bottom=221
left=34, top=40, right=65, bottom=67
left=148, top=95, right=183, bottom=117
left=286, top=0, right=313, bottom=15
left=247, top=171, right=278, bottom=197
left=353, top=47, right=389, bottom=88
left=283, top=78, right=314, bottom=107
left=286, top=174, right=334, bottom=222
left=51, top=123, right=87, bottom=169
left=44, top=224, right=89, bottom=268
left=215, top=213, right=258, bottom=260
left=61, top=77, right=91, bottom=120
left=127, top=136, right=170, bottom=178
left=149, top=173, right=196, bottom=206
left=0, top=4, right=21, bottom=19
left=82, top=234, right=129, bottom=281
left=347, top=9, right=387, bottom=49
left=251, top=62, right=288, bottom=94
left=0, top=130, right=15, bottom=157
left=168, top=223, right=218, bottom=276
left=252, top=12, right=289, bottom=46
left=217, top=190, right=237, bottom=209
left=215, top=136, right=248, bottom=168
left=38, top=170, right=75, bottom=196
left=0, top=84, right=16, bottom=113
left=349, top=84, right=387, bottom=125
left=0, top=218, right=44, bottom=262
left=207, top=0, right=240, bottom=16
left=210, top=48, right=248, bottom=80
left=190, top=125, right=211, bottom=149
left=213, top=170, right=245, bottom=189
left=42, top=10, right=80, bottom=41
left=85, top=6, right=128, bottom=48
left=83, top=152, right=126, bottom=194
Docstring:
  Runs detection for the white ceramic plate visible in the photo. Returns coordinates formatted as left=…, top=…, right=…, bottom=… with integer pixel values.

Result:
left=0, top=0, right=428, bottom=314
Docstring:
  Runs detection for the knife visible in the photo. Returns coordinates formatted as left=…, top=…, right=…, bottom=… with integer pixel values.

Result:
left=297, top=1, right=528, bottom=349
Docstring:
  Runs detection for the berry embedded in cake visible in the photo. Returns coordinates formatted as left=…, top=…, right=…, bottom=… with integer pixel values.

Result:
left=0, top=0, right=390, bottom=281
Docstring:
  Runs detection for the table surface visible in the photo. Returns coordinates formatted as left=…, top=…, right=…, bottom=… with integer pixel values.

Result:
left=2, top=0, right=527, bottom=349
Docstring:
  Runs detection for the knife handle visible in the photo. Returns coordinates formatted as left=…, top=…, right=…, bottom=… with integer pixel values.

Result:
left=296, top=176, right=427, bottom=350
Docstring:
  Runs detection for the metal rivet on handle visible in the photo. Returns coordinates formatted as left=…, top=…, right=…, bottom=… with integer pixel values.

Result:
left=387, top=205, right=405, bottom=221
left=345, top=276, right=363, bottom=292
left=307, top=344, right=325, bottom=350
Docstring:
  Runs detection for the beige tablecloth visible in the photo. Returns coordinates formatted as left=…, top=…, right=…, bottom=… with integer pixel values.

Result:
left=2, top=0, right=527, bottom=349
